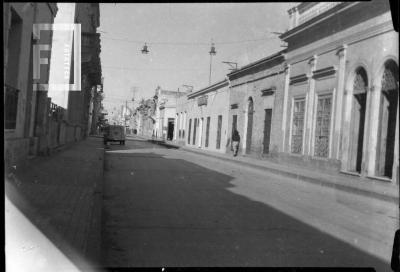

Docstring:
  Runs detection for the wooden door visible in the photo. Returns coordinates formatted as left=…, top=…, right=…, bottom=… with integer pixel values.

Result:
left=216, top=115, right=222, bottom=149
left=263, top=109, right=272, bottom=154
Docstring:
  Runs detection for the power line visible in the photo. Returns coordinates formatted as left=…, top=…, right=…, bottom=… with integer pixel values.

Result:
left=100, top=35, right=277, bottom=46
left=102, top=65, right=204, bottom=71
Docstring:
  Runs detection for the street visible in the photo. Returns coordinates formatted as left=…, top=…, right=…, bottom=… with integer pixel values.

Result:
left=102, top=138, right=396, bottom=269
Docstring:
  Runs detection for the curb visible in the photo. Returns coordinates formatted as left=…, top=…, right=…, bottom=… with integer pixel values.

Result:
left=151, top=139, right=398, bottom=204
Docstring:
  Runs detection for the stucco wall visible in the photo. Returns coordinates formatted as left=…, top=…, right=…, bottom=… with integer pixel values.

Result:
left=228, top=62, right=286, bottom=157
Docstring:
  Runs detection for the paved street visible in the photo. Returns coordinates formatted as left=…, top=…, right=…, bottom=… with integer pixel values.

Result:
left=102, top=138, right=397, bottom=269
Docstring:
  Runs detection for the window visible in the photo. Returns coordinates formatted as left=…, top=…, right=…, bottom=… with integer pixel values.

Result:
left=314, top=95, right=332, bottom=157
left=5, top=84, right=19, bottom=129
left=291, top=98, right=305, bottom=154
left=216, top=115, right=222, bottom=149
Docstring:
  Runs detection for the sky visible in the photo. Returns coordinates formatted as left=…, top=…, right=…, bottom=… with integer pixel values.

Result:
left=98, top=3, right=297, bottom=113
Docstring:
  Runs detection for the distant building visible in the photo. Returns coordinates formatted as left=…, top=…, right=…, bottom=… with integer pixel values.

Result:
left=154, top=87, right=181, bottom=140
left=279, top=0, right=398, bottom=182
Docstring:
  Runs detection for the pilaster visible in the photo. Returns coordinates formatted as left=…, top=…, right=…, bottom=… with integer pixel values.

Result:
left=281, top=64, right=291, bottom=152
left=332, top=45, right=347, bottom=160
left=304, top=55, right=317, bottom=156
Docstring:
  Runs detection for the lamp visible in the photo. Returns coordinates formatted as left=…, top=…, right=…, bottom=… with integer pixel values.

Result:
left=141, top=43, right=149, bottom=54
left=208, top=41, right=216, bottom=85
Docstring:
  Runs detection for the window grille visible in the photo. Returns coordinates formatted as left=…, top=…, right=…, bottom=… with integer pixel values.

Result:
left=314, top=95, right=332, bottom=157
left=291, top=98, right=305, bottom=154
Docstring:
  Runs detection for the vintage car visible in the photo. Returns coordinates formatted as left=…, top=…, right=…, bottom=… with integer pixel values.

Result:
left=103, top=125, right=126, bottom=145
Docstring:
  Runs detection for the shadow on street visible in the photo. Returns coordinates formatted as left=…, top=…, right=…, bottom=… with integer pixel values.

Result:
left=102, top=142, right=390, bottom=269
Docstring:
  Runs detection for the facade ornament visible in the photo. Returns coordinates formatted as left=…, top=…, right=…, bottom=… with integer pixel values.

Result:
left=336, top=44, right=348, bottom=58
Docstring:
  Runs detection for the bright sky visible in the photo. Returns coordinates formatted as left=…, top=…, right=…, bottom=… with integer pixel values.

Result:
left=99, top=3, right=297, bottom=113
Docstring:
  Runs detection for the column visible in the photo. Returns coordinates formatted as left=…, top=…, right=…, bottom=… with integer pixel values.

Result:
left=281, top=64, right=291, bottom=152
left=332, top=45, right=347, bottom=160
left=304, top=55, right=317, bottom=156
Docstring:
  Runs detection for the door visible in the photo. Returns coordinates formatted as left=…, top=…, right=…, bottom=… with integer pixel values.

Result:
left=167, top=118, right=174, bottom=140
left=193, top=118, right=197, bottom=145
left=349, top=93, right=366, bottom=173
left=263, top=109, right=272, bottom=154
left=216, top=115, right=222, bottom=149
left=188, top=119, right=192, bottom=144
left=205, top=117, right=210, bottom=148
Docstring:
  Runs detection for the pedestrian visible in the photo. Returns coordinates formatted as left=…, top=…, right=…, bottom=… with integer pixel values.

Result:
left=232, top=130, right=240, bottom=157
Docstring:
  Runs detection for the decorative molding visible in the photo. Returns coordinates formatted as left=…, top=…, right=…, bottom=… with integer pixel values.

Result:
left=308, top=55, right=317, bottom=66
left=230, top=70, right=284, bottom=88
left=312, top=66, right=337, bottom=80
left=261, top=86, right=276, bottom=96
left=197, top=95, right=208, bottom=106
left=336, top=44, right=347, bottom=58
left=285, top=20, right=393, bottom=65
left=290, top=74, right=308, bottom=85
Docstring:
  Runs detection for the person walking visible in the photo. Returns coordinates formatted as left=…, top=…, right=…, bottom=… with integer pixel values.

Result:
left=232, top=130, right=240, bottom=157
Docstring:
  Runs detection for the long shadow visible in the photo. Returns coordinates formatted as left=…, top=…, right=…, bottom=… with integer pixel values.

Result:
left=5, top=141, right=105, bottom=272
left=102, top=149, right=390, bottom=270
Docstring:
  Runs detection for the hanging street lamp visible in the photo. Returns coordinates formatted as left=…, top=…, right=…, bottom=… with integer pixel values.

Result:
left=141, top=42, right=149, bottom=54
left=208, top=41, right=217, bottom=85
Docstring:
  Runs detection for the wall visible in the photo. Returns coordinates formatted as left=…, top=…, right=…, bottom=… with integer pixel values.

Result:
left=228, top=57, right=286, bottom=158
left=280, top=1, right=398, bottom=179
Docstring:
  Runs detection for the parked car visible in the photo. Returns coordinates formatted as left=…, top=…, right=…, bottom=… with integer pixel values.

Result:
left=103, top=125, right=125, bottom=145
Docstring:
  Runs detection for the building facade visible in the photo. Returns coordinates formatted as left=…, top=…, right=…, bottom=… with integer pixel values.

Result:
left=154, top=88, right=181, bottom=140
left=4, top=3, right=58, bottom=165
left=227, top=52, right=286, bottom=158
left=177, top=79, right=231, bottom=153
left=4, top=3, right=102, bottom=168
left=279, top=0, right=398, bottom=181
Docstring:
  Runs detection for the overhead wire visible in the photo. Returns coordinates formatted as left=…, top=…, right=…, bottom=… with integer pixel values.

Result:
left=99, top=34, right=277, bottom=46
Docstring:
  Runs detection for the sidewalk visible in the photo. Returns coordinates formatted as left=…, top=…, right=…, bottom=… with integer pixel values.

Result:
left=133, top=134, right=399, bottom=204
left=5, top=136, right=105, bottom=271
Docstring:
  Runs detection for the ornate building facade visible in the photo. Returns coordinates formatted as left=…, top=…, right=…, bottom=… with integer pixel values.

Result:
left=279, top=0, right=398, bottom=182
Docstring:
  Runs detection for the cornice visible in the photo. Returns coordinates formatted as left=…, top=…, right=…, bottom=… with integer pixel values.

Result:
left=281, top=2, right=356, bottom=41
left=230, top=70, right=285, bottom=89
left=285, top=19, right=394, bottom=65
left=187, top=79, right=228, bottom=99
left=290, top=74, right=308, bottom=85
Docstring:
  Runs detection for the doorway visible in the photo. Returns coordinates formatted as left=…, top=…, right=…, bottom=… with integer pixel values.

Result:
left=348, top=68, right=368, bottom=173
left=263, top=109, right=272, bottom=154
left=167, top=118, right=174, bottom=140
left=376, top=61, right=398, bottom=178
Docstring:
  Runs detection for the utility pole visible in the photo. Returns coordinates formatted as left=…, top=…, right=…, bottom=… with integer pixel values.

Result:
left=124, top=100, right=128, bottom=134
